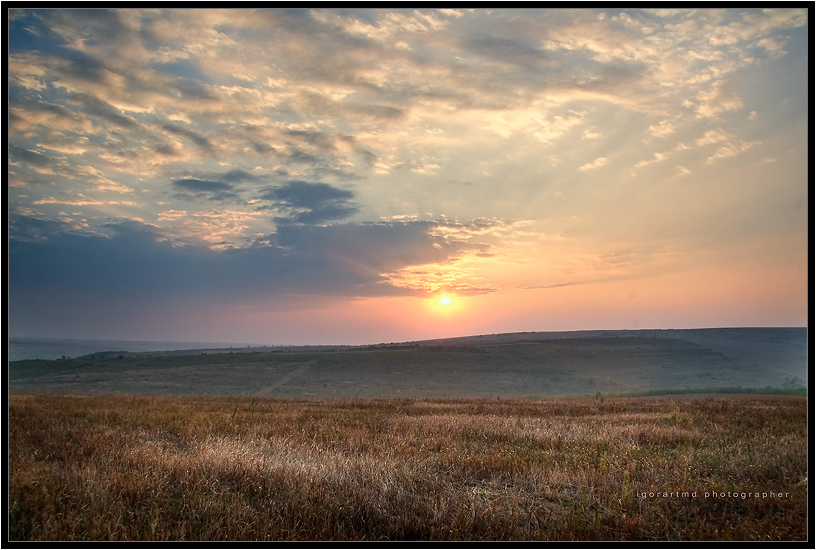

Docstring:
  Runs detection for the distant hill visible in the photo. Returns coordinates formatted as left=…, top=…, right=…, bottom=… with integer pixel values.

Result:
left=9, top=328, right=808, bottom=398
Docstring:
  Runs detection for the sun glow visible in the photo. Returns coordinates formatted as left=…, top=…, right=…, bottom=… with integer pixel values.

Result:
left=426, top=293, right=464, bottom=318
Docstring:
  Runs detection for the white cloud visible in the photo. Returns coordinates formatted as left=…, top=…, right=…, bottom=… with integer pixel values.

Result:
left=158, top=210, right=188, bottom=221
left=579, top=157, right=608, bottom=171
left=695, top=83, right=743, bottom=118
left=696, top=129, right=731, bottom=146
left=411, top=163, right=440, bottom=175
left=33, top=195, right=138, bottom=206
left=647, top=120, right=675, bottom=137
left=635, top=152, right=668, bottom=168
left=437, top=9, right=464, bottom=19
left=707, top=139, right=758, bottom=163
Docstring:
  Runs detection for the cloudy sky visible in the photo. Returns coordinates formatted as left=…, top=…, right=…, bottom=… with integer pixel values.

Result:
left=8, top=8, right=809, bottom=345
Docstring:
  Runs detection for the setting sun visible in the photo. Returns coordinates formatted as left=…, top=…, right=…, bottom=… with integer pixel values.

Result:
left=439, top=296, right=450, bottom=306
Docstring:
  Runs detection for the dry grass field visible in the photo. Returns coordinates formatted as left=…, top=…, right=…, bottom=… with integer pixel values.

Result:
left=8, top=393, right=807, bottom=541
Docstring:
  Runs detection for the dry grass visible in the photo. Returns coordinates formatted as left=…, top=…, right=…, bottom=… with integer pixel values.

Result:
left=8, top=393, right=807, bottom=541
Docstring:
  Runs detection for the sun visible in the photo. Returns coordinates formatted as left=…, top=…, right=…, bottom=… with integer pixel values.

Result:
left=439, top=295, right=451, bottom=305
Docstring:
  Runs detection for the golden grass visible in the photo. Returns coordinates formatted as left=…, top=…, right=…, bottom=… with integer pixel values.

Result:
left=8, top=393, right=807, bottom=541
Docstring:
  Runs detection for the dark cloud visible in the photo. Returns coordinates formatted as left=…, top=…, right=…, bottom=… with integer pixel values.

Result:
left=260, top=181, right=359, bottom=224
left=9, top=145, right=52, bottom=167
left=8, top=213, right=75, bottom=242
left=52, top=8, right=130, bottom=44
left=250, top=140, right=276, bottom=154
left=150, top=59, right=213, bottom=84
left=163, top=123, right=213, bottom=151
left=583, top=62, right=648, bottom=93
left=346, top=103, right=406, bottom=121
left=463, top=34, right=553, bottom=70
left=284, top=128, right=343, bottom=154
left=70, top=93, right=140, bottom=129
left=286, top=149, right=324, bottom=167
left=155, top=142, right=182, bottom=157
left=8, top=218, right=475, bottom=335
left=59, top=49, right=113, bottom=86
left=169, top=169, right=262, bottom=202
left=172, top=178, right=237, bottom=202
left=264, top=181, right=353, bottom=207
left=173, top=178, right=232, bottom=193
left=7, top=110, right=24, bottom=130
left=9, top=210, right=510, bottom=339
left=225, top=125, right=362, bottom=181
left=8, top=218, right=465, bottom=299
left=288, top=204, right=359, bottom=225
left=170, top=77, right=218, bottom=101
left=8, top=223, right=218, bottom=338
left=221, top=169, right=257, bottom=183
left=273, top=221, right=459, bottom=273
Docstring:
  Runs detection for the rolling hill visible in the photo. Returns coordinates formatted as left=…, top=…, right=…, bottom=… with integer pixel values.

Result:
left=8, top=328, right=807, bottom=398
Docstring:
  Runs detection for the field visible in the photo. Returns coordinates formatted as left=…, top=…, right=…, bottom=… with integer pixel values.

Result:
left=8, top=328, right=808, bottom=540
left=8, top=393, right=807, bottom=541
left=8, top=328, right=808, bottom=398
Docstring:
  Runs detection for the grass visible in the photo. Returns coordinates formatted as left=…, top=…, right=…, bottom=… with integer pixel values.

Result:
left=10, top=334, right=807, bottom=398
left=8, top=393, right=807, bottom=541
left=605, top=386, right=808, bottom=397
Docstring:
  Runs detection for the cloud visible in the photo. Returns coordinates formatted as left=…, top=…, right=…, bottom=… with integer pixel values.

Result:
left=8, top=53, right=50, bottom=91
left=647, top=120, right=675, bottom=137
left=707, top=139, right=758, bottom=163
left=695, top=128, right=731, bottom=146
left=8, top=217, right=485, bottom=307
left=9, top=145, right=53, bottom=171
left=635, top=152, right=668, bottom=168
left=8, top=9, right=803, bottom=205
left=579, top=157, right=608, bottom=171
left=165, top=169, right=262, bottom=204
left=261, top=181, right=359, bottom=225
left=695, top=82, right=744, bottom=119
left=172, top=178, right=237, bottom=201
left=461, top=33, right=554, bottom=71
left=162, top=123, right=213, bottom=151
left=8, top=98, right=94, bottom=135
left=32, top=195, right=138, bottom=206
left=69, top=92, right=142, bottom=129
left=220, top=169, right=258, bottom=183
left=173, top=178, right=232, bottom=193
left=8, top=211, right=87, bottom=242
left=36, top=136, right=91, bottom=156
left=693, top=128, right=760, bottom=163
left=157, top=209, right=188, bottom=221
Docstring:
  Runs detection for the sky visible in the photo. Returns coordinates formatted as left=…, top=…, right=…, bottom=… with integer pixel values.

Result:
left=7, top=8, right=810, bottom=345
